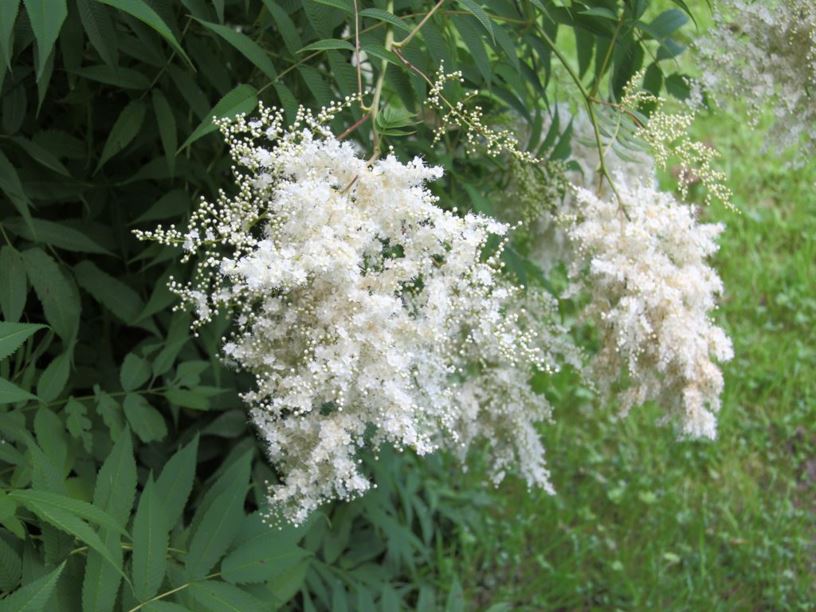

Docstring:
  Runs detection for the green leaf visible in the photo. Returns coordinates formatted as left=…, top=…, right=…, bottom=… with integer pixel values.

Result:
left=10, top=136, right=69, bottom=175
left=312, top=0, right=351, bottom=11
left=82, top=430, right=136, bottom=612
left=154, top=435, right=198, bottom=528
left=262, top=0, right=301, bottom=55
left=95, top=99, right=147, bottom=172
left=641, top=9, right=688, bottom=39
left=0, top=378, right=37, bottom=405
left=95, top=389, right=125, bottom=439
left=579, top=7, right=618, bottom=20
left=16, top=502, right=126, bottom=581
left=0, top=150, right=34, bottom=235
left=96, top=0, right=193, bottom=68
left=9, top=490, right=128, bottom=535
left=123, top=393, right=167, bottom=443
left=120, top=353, right=151, bottom=392
left=131, top=476, right=167, bottom=602
left=74, top=261, right=145, bottom=323
left=0, top=322, right=45, bottom=361
left=36, top=350, right=71, bottom=403
left=186, top=580, right=264, bottom=612
left=180, top=84, right=257, bottom=150
left=164, top=388, right=209, bottom=411
left=222, top=537, right=309, bottom=584
left=0, top=246, right=27, bottom=322
left=133, top=189, right=189, bottom=224
left=358, top=8, right=412, bottom=33
left=195, top=19, right=277, bottom=80
left=93, top=429, right=137, bottom=525
left=23, top=248, right=80, bottom=343
left=65, top=398, right=92, bottom=452
left=76, top=0, right=118, bottom=66
left=452, top=15, right=490, bottom=84
left=185, top=473, right=247, bottom=579
left=0, top=0, right=19, bottom=71
left=152, top=90, right=177, bottom=175
left=72, top=64, right=150, bottom=89
left=22, top=0, right=67, bottom=80
left=457, top=0, right=495, bottom=43
left=5, top=217, right=113, bottom=256
left=0, top=533, right=22, bottom=591
left=0, top=560, right=64, bottom=612
left=298, top=38, right=355, bottom=53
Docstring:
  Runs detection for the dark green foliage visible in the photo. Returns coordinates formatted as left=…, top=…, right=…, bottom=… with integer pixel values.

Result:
left=0, top=0, right=697, bottom=608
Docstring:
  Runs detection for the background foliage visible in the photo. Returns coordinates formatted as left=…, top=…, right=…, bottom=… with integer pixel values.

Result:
left=2, top=0, right=808, bottom=610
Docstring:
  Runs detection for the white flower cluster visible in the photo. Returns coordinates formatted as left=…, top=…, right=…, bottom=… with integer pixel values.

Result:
left=138, top=104, right=574, bottom=524
left=696, top=0, right=816, bottom=158
left=565, top=177, right=734, bottom=439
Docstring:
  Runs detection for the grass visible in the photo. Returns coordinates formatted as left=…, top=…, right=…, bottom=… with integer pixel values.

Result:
left=445, top=104, right=816, bottom=609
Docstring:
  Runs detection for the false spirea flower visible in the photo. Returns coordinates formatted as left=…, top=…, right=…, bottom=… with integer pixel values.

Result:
left=136, top=104, right=573, bottom=524
left=564, top=176, right=733, bottom=439
left=695, top=0, right=816, bottom=160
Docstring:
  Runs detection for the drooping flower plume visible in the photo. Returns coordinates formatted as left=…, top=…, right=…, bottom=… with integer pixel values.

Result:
left=564, top=177, right=734, bottom=439
left=136, top=104, right=575, bottom=524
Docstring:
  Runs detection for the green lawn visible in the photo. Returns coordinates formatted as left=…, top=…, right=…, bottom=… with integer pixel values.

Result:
left=446, top=108, right=816, bottom=609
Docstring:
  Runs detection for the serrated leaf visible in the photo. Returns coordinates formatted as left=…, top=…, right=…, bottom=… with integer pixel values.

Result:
left=65, top=398, right=92, bottom=452
left=195, top=19, right=277, bottom=80
left=164, top=388, right=209, bottom=411
left=154, top=435, right=198, bottom=528
left=132, top=476, right=167, bottom=602
left=10, top=136, right=69, bottom=175
left=262, top=0, right=301, bottom=55
left=95, top=389, right=124, bottom=439
left=133, top=189, right=190, bottom=225
left=452, top=15, right=490, bottom=84
left=123, top=393, right=167, bottom=443
left=120, top=353, right=151, bottom=392
left=0, top=378, right=35, bottom=406
left=16, top=502, right=127, bottom=582
left=579, top=7, right=618, bottom=20
left=185, top=473, right=247, bottom=579
left=22, top=0, right=67, bottom=80
left=298, top=38, right=355, bottom=53
left=312, top=0, right=351, bottom=11
left=93, top=429, right=137, bottom=525
left=74, top=261, right=145, bottom=324
left=4, top=217, right=112, bottom=256
left=152, top=90, right=177, bottom=175
left=457, top=0, right=494, bottom=42
left=0, top=246, right=27, bottom=322
left=187, top=580, right=264, bottom=612
left=76, top=0, right=118, bottom=66
left=0, top=560, right=64, bottom=612
left=9, top=490, right=127, bottom=535
left=142, top=603, right=190, bottom=612
left=359, top=8, right=412, bottom=33
left=82, top=430, right=136, bottom=612
left=97, top=0, right=193, bottom=68
left=35, top=350, right=71, bottom=403
left=0, top=322, right=45, bottom=361
left=0, top=534, right=22, bottom=591
left=0, top=150, right=34, bottom=235
left=72, top=64, right=150, bottom=89
left=641, top=9, right=688, bottom=39
left=95, top=99, right=147, bottom=172
left=222, top=538, right=309, bottom=584
left=180, top=84, right=257, bottom=150
left=0, top=1, right=19, bottom=71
